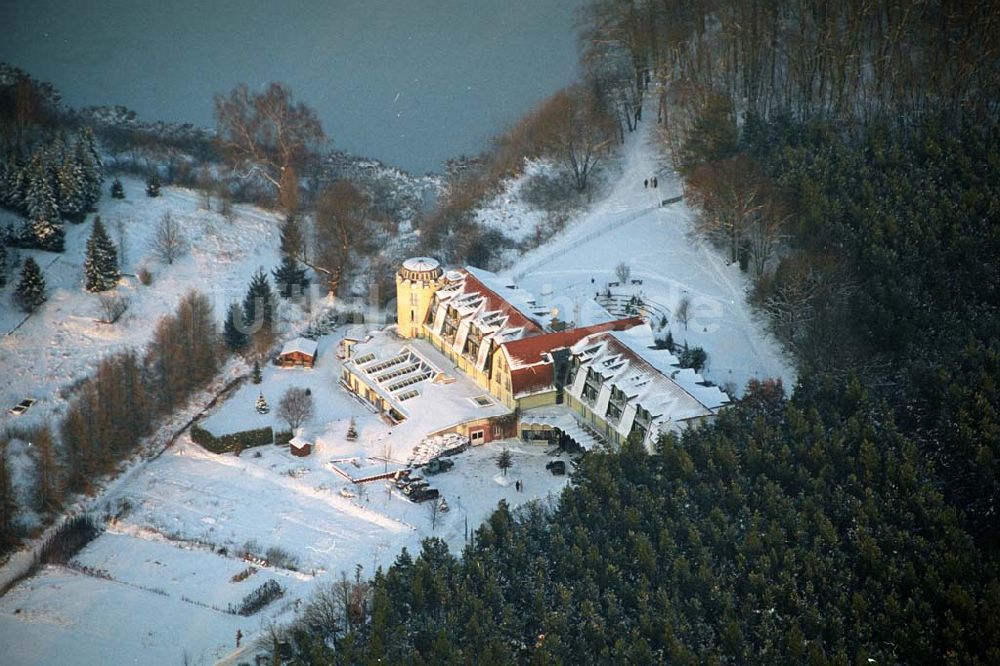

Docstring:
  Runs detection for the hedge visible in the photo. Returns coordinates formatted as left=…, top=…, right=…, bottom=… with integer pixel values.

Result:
left=274, top=429, right=293, bottom=445
left=191, top=424, right=274, bottom=454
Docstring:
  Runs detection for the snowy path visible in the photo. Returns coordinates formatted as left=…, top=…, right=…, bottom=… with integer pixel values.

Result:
left=506, top=114, right=796, bottom=394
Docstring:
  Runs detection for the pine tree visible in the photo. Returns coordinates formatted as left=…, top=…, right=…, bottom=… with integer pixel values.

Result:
left=13, top=256, right=46, bottom=312
left=223, top=301, right=249, bottom=352
left=146, top=172, right=161, bottom=197
left=74, top=128, right=103, bottom=210
left=272, top=254, right=308, bottom=298
left=56, top=160, right=87, bottom=222
left=84, top=217, right=120, bottom=292
left=252, top=359, right=262, bottom=384
left=242, top=268, right=275, bottom=335
left=110, top=178, right=125, bottom=199
left=25, top=162, right=63, bottom=252
left=1, top=153, right=28, bottom=212
left=255, top=392, right=270, bottom=414
left=346, top=417, right=358, bottom=441
left=496, top=447, right=513, bottom=476
left=279, top=214, right=304, bottom=259
left=0, top=242, right=6, bottom=288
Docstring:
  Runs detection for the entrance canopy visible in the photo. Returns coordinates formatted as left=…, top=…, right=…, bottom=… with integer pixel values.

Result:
left=520, top=406, right=603, bottom=451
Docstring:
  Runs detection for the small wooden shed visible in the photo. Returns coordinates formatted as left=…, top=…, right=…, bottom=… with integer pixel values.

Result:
left=289, top=433, right=312, bottom=457
left=278, top=337, right=318, bottom=368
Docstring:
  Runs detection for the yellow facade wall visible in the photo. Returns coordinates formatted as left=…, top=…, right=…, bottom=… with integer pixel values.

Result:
left=395, top=274, right=443, bottom=339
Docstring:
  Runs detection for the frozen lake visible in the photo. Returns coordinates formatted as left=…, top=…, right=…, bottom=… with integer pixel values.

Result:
left=0, top=0, right=586, bottom=174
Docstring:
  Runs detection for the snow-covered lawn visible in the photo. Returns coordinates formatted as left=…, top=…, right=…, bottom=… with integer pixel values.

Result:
left=0, top=321, right=570, bottom=664
left=0, top=176, right=283, bottom=431
left=504, top=121, right=796, bottom=394
left=0, top=433, right=568, bottom=665
left=0, top=564, right=251, bottom=665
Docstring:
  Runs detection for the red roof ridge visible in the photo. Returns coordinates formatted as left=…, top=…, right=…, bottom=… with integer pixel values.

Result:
left=504, top=316, right=644, bottom=397
left=457, top=269, right=544, bottom=336
left=503, top=316, right=643, bottom=367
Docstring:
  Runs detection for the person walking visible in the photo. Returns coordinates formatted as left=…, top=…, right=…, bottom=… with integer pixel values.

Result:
left=643, top=178, right=648, bottom=188
left=653, top=176, right=658, bottom=188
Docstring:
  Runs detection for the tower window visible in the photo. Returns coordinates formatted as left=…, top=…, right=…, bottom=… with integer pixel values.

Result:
left=410, top=292, right=418, bottom=306
left=411, top=309, right=415, bottom=322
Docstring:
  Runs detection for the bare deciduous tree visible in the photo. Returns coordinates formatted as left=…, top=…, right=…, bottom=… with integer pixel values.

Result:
left=426, top=496, right=445, bottom=530
left=277, top=387, right=314, bottom=430
left=32, top=423, right=61, bottom=514
left=676, top=295, right=692, bottom=330
left=312, top=182, right=368, bottom=298
left=536, top=86, right=616, bottom=191
left=150, top=211, right=187, bottom=265
left=615, top=261, right=631, bottom=284
left=98, top=292, right=129, bottom=324
left=214, top=83, right=325, bottom=211
left=113, top=217, right=128, bottom=266
left=685, top=154, right=770, bottom=264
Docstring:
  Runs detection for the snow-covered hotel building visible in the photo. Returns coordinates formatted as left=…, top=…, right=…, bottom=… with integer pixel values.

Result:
left=344, top=257, right=729, bottom=451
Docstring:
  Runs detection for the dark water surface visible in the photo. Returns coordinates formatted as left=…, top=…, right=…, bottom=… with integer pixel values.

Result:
left=1, top=0, right=586, bottom=173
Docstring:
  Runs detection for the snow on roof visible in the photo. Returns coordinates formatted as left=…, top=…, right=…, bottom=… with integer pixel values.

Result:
left=521, top=405, right=603, bottom=450
left=344, top=332, right=512, bottom=435
left=607, top=326, right=729, bottom=410
left=462, top=266, right=547, bottom=334
left=503, top=317, right=645, bottom=369
left=289, top=434, right=310, bottom=449
left=402, top=257, right=440, bottom=273
left=566, top=324, right=731, bottom=442
left=280, top=337, right=318, bottom=358
left=500, top=317, right=644, bottom=397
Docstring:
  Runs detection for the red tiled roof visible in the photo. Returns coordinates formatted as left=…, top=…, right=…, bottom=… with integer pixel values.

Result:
left=458, top=270, right=544, bottom=336
left=504, top=317, right=644, bottom=396
left=509, top=364, right=555, bottom=398
left=503, top=317, right=643, bottom=367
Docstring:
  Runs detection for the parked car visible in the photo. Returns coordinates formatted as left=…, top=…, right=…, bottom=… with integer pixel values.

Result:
left=402, top=480, right=429, bottom=496
left=8, top=398, right=36, bottom=416
left=424, top=457, right=455, bottom=475
left=546, top=460, right=567, bottom=476
left=410, top=487, right=440, bottom=503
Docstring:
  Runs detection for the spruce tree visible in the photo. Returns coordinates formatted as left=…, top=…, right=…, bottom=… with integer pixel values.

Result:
left=0, top=242, right=6, bottom=288
left=279, top=214, right=304, bottom=259
left=255, top=392, right=270, bottom=414
left=272, top=254, right=308, bottom=298
left=223, top=301, right=249, bottom=351
left=110, top=178, right=125, bottom=199
left=56, top=160, right=87, bottom=222
left=74, top=128, right=103, bottom=210
left=252, top=359, right=262, bottom=384
left=145, top=172, right=161, bottom=197
left=84, top=217, right=120, bottom=292
left=25, top=161, right=64, bottom=252
left=242, top=268, right=275, bottom=335
left=13, top=256, right=46, bottom=312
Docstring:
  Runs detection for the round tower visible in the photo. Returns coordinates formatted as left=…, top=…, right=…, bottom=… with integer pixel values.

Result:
left=395, top=257, right=445, bottom=338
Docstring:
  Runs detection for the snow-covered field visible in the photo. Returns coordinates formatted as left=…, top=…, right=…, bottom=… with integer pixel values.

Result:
left=0, top=176, right=284, bottom=431
left=503, top=121, right=796, bottom=394
left=0, top=324, right=570, bottom=665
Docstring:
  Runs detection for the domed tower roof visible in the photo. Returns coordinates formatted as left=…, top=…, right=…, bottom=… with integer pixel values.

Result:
left=399, top=257, right=443, bottom=281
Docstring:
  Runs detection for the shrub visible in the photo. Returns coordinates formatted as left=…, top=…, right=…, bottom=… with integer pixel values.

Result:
left=190, top=424, right=274, bottom=454
left=228, top=579, right=284, bottom=616
left=137, top=266, right=153, bottom=285
left=39, top=514, right=102, bottom=564
left=265, top=546, right=300, bottom=571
